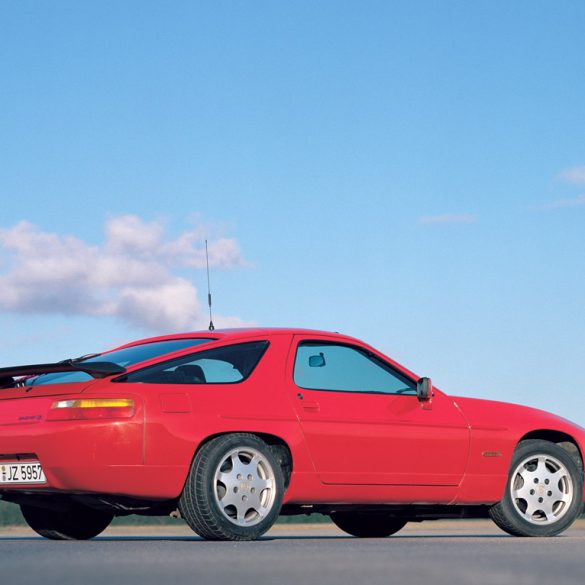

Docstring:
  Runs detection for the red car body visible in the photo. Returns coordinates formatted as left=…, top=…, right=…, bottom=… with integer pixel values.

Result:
left=1, top=328, right=584, bottom=539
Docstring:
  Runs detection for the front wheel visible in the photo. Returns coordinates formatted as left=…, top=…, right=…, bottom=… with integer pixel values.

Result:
left=490, top=440, right=583, bottom=537
left=21, top=503, right=113, bottom=540
left=179, top=433, right=285, bottom=541
left=330, top=511, right=407, bottom=537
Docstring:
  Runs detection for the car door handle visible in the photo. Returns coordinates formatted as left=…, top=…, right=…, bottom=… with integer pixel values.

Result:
left=302, top=401, right=320, bottom=412
left=296, top=392, right=320, bottom=412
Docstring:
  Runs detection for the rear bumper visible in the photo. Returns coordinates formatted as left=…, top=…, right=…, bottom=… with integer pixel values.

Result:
left=0, top=396, right=187, bottom=500
left=0, top=464, right=189, bottom=500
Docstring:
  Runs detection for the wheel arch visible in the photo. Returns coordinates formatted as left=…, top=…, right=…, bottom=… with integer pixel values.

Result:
left=517, top=430, right=584, bottom=471
left=192, top=431, right=294, bottom=488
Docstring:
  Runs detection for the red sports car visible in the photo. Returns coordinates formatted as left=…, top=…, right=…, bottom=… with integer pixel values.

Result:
left=0, top=328, right=584, bottom=540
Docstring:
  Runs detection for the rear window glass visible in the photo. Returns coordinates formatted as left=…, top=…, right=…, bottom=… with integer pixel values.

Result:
left=117, top=341, right=269, bottom=385
left=29, top=338, right=213, bottom=386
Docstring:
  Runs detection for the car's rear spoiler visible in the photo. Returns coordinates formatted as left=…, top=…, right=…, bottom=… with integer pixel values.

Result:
left=0, top=360, right=126, bottom=388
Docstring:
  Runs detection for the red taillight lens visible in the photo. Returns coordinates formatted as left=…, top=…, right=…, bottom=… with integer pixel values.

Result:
left=46, top=398, right=135, bottom=421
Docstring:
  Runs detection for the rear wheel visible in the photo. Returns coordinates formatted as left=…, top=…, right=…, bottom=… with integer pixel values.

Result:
left=330, top=511, right=407, bottom=537
left=179, top=433, right=285, bottom=541
left=21, top=503, right=113, bottom=540
left=490, top=440, right=583, bottom=537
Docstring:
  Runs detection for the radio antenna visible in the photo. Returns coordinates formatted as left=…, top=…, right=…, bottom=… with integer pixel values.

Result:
left=205, top=240, right=215, bottom=331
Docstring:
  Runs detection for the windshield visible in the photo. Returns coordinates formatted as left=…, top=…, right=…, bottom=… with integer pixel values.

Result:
left=28, top=338, right=214, bottom=386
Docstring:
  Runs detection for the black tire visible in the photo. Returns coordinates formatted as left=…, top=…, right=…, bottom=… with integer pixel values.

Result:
left=179, top=433, right=285, bottom=541
left=489, top=439, right=584, bottom=537
left=330, top=511, right=407, bottom=538
left=20, top=503, right=113, bottom=540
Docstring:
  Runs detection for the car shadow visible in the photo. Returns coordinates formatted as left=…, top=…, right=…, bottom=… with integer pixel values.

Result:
left=0, top=533, right=515, bottom=542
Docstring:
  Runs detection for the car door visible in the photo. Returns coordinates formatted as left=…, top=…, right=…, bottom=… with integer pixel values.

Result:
left=287, top=335, right=470, bottom=486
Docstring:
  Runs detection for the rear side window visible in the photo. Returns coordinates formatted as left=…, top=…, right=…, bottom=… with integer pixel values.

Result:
left=117, top=341, right=269, bottom=384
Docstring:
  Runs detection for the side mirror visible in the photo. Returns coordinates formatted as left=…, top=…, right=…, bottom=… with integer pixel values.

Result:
left=416, top=377, right=433, bottom=402
left=309, top=353, right=326, bottom=368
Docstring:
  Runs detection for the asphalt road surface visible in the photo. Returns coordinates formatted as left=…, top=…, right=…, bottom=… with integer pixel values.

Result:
left=2, top=519, right=585, bottom=585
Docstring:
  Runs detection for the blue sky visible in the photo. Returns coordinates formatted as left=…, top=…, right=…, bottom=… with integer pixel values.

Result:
left=1, top=1, right=585, bottom=424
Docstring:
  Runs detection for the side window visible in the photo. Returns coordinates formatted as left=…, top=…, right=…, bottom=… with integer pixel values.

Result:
left=118, top=341, right=269, bottom=384
left=294, top=342, right=416, bottom=395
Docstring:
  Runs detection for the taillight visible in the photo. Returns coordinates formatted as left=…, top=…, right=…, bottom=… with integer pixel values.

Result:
left=47, top=398, right=135, bottom=421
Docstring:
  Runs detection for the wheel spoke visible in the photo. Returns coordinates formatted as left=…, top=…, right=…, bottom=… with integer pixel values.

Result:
left=547, top=468, right=566, bottom=485
left=548, top=484, right=567, bottom=503
left=235, top=500, right=248, bottom=523
left=247, top=493, right=264, bottom=513
left=534, top=456, right=548, bottom=475
left=250, top=453, right=262, bottom=469
left=552, top=491, right=572, bottom=507
left=230, top=454, right=248, bottom=478
left=217, top=471, right=232, bottom=485
left=218, top=489, right=240, bottom=509
left=512, top=484, right=533, bottom=501
left=518, top=468, right=536, bottom=484
left=255, top=478, right=274, bottom=491
left=523, top=501, right=539, bottom=519
left=539, top=499, right=555, bottom=520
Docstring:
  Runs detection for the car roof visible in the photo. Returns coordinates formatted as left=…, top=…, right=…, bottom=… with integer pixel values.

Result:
left=115, top=327, right=361, bottom=350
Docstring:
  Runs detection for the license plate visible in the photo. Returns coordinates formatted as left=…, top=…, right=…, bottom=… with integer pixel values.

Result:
left=0, top=461, right=46, bottom=485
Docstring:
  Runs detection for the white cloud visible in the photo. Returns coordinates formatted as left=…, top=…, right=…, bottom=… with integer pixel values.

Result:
left=535, top=194, right=585, bottom=210
left=557, top=166, right=585, bottom=186
left=112, top=280, right=200, bottom=331
left=0, top=215, right=250, bottom=332
left=105, top=215, right=165, bottom=256
left=419, top=213, right=478, bottom=225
